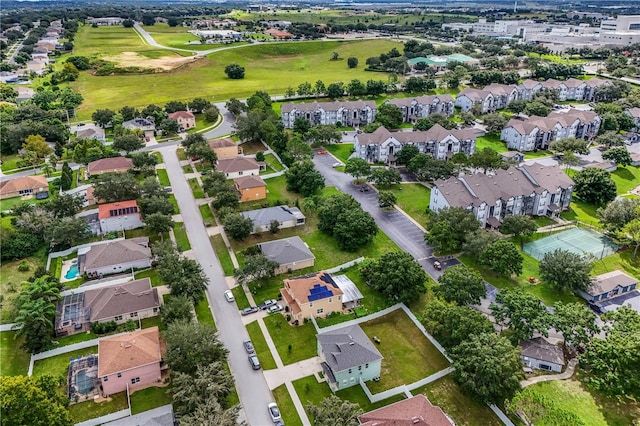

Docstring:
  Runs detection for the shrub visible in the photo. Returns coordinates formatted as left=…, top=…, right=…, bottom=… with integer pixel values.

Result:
left=17, top=261, right=30, bottom=272
left=91, top=321, right=118, bottom=335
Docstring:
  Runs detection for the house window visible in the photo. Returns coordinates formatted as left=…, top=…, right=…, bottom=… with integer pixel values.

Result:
left=131, top=377, right=140, bottom=384
left=309, top=302, right=313, bottom=307
left=117, top=372, right=122, bottom=378
left=328, top=297, right=332, bottom=303
left=317, top=308, right=324, bottom=314
left=115, top=315, right=123, bottom=321
left=153, top=308, right=158, bottom=313
left=238, top=171, right=243, bottom=176
left=130, top=312, right=138, bottom=318
left=348, top=369, right=352, bottom=374
left=358, top=366, right=362, bottom=371
left=365, top=363, right=369, bottom=368
left=103, top=376, right=108, bottom=381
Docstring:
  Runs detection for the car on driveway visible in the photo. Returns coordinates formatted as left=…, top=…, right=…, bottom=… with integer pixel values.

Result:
left=241, top=306, right=259, bottom=315
left=243, top=339, right=255, bottom=354
left=224, top=290, right=235, bottom=303
left=267, top=304, right=284, bottom=314
left=259, top=299, right=277, bottom=310
left=268, top=403, right=282, bottom=423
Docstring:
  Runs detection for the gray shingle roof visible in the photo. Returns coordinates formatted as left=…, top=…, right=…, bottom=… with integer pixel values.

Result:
left=520, top=337, right=565, bottom=366
left=356, top=124, right=476, bottom=146
left=83, top=240, right=151, bottom=271
left=258, top=236, right=315, bottom=265
left=241, top=205, right=305, bottom=228
left=84, top=278, right=160, bottom=322
left=317, top=324, right=383, bottom=373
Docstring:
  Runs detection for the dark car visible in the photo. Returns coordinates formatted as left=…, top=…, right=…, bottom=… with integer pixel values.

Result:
left=587, top=302, right=604, bottom=314
left=241, top=306, right=259, bottom=316
left=243, top=339, right=255, bottom=354
left=258, top=299, right=277, bottom=310
left=248, top=354, right=261, bottom=370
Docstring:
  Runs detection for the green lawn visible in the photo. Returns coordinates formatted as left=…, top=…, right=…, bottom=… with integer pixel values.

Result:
left=188, top=178, right=205, bottom=199
left=263, top=314, right=317, bottom=365
left=173, top=222, right=191, bottom=252
left=32, top=346, right=98, bottom=378
left=124, top=227, right=170, bottom=243
left=211, top=234, right=235, bottom=276
left=611, top=166, right=640, bottom=195
left=264, top=153, right=285, bottom=172
left=0, top=188, right=54, bottom=212
left=168, top=194, right=179, bottom=214
left=231, top=286, right=250, bottom=310
left=377, top=183, right=431, bottom=226
left=413, top=375, right=502, bottom=426
left=237, top=175, right=301, bottom=212
left=69, top=392, right=128, bottom=424
left=140, top=315, right=164, bottom=331
left=325, top=143, right=353, bottom=163
left=0, top=331, right=30, bottom=376
left=0, top=154, right=21, bottom=172
left=0, top=254, right=45, bottom=323
left=199, top=204, right=216, bottom=227
left=532, top=215, right=556, bottom=228
left=272, top=384, right=303, bottom=426
left=245, top=321, right=278, bottom=370
left=360, top=310, right=450, bottom=393
left=559, top=199, right=600, bottom=226
left=591, top=249, right=640, bottom=279
left=176, top=148, right=187, bottom=161
left=56, top=331, right=99, bottom=347
left=195, top=297, right=216, bottom=330
left=524, top=150, right=552, bottom=160
left=156, top=169, right=170, bottom=186
left=134, top=268, right=163, bottom=287
left=130, top=385, right=172, bottom=415
left=475, top=132, right=508, bottom=153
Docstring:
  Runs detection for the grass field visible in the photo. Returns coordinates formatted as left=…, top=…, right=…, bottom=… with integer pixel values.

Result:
left=199, top=203, right=216, bottom=226
left=188, top=178, right=205, bottom=198
left=475, top=133, right=508, bottom=153
left=591, top=250, right=640, bottom=279
left=231, top=285, right=250, bottom=310
left=32, top=346, right=98, bottom=378
left=325, top=143, right=353, bottom=163
left=156, top=169, right=170, bottom=186
left=264, top=314, right=317, bottom=365
left=264, top=153, right=285, bottom=172
left=134, top=268, right=163, bottom=287
left=69, top=392, right=128, bottom=423
left=0, top=254, right=45, bottom=323
left=130, top=385, right=172, bottom=415
left=272, top=384, right=303, bottom=426
left=0, top=331, right=30, bottom=376
left=378, top=183, right=431, bottom=226
left=246, top=320, right=278, bottom=370
left=195, top=297, right=216, bottom=330
left=559, top=199, right=600, bottom=226
left=211, top=234, right=235, bottom=276
left=611, top=165, right=640, bottom=194
left=173, top=222, right=191, bottom=252
left=70, top=38, right=401, bottom=118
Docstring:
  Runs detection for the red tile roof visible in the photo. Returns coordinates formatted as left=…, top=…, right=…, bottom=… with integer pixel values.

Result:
left=359, top=395, right=454, bottom=426
left=98, top=327, right=161, bottom=377
left=0, top=175, right=48, bottom=197
left=87, top=157, right=133, bottom=175
left=168, top=111, right=195, bottom=120
left=98, top=200, right=139, bottom=220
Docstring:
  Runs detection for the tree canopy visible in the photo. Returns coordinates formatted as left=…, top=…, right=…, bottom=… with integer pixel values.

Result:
left=573, top=168, right=617, bottom=205
left=284, top=160, right=325, bottom=196
left=360, top=251, right=426, bottom=304
left=421, top=298, right=494, bottom=349
left=306, top=395, right=363, bottom=426
left=539, top=249, right=592, bottom=292
left=436, top=265, right=486, bottom=306
left=426, top=207, right=481, bottom=252
left=163, top=321, right=228, bottom=375
left=0, top=375, right=71, bottom=426
left=491, top=290, right=552, bottom=342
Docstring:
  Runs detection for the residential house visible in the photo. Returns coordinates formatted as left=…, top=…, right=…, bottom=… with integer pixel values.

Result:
left=578, top=270, right=638, bottom=303
left=587, top=78, right=613, bottom=101
left=331, top=274, right=364, bottom=310
left=241, top=205, right=306, bottom=234
left=189, top=30, right=242, bottom=41
left=501, top=110, right=601, bottom=151
left=520, top=337, right=565, bottom=372
left=55, top=278, right=160, bottom=336
left=36, top=40, right=56, bottom=52
left=168, top=111, right=196, bottom=130
left=281, top=271, right=344, bottom=323
left=123, top=118, right=155, bottom=138
left=484, top=83, right=520, bottom=109
left=216, top=156, right=264, bottom=179
left=626, top=107, right=640, bottom=130
left=281, top=100, right=377, bottom=129
left=0, top=175, right=48, bottom=200
left=97, top=200, right=144, bottom=234
left=518, top=79, right=544, bottom=101
left=455, top=88, right=495, bottom=114
left=0, top=71, right=19, bottom=83
left=74, top=124, right=106, bottom=142
left=14, top=86, right=35, bottom=102
left=632, top=152, right=640, bottom=166
left=317, top=324, right=383, bottom=391
left=234, top=175, right=266, bottom=202
left=265, top=29, right=293, bottom=39
left=25, top=61, right=47, bottom=76
left=87, top=157, right=134, bottom=177
left=430, top=164, right=574, bottom=227
left=87, top=17, right=124, bottom=25
left=585, top=160, right=617, bottom=172
left=501, top=151, right=525, bottom=164
left=63, top=184, right=95, bottom=207
left=358, top=394, right=454, bottom=426
left=80, top=238, right=152, bottom=277
left=386, top=94, right=455, bottom=122
left=208, top=138, right=242, bottom=159
left=354, top=124, right=476, bottom=164
left=99, top=327, right=162, bottom=396
left=155, top=17, right=168, bottom=24
left=258, top=236, right=315, bottom=275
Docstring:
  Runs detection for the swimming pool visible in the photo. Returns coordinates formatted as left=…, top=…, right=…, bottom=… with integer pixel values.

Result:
left=65, top=264, right=79, bottom=280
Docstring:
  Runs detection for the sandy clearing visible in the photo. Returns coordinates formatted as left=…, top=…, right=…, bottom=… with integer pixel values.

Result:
left=104, top=51, right=198, bottom=70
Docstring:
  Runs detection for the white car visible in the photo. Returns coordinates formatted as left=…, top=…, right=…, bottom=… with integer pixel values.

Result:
left=332, top=162, right=342, bottom=168
left=268, top=403, right=282, bottom=423
left=267, top=304, right=284, bottom=314
left=224, top=290, right=235, bottom=303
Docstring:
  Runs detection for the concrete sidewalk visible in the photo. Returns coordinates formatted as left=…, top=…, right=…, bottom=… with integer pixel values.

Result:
left=263, top=357, right=323, bottom=390
left=521, top=358, right=578, bottom=388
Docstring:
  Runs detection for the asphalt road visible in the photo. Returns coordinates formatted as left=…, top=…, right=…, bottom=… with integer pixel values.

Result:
left=158, top=143, right=274, bottom=425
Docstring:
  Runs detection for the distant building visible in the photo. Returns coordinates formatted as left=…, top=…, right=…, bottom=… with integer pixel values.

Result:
left=80, top=238, right=152, bottom=277
left=626, top=107, right=640, bottom=130
left=281, top=100, right=377, bottom=129
left=14, top=86, right=35, bottom=102
left=74, top=124, right=106, bottom=142
left=216, top=156, right=265, bottom=179
left=259, top=236, right=315, bottom=275
left=386, top=94, right=455, bottom=122
left=264, top=29, right=292, bottom=39
left=189, top=29, right=242, bottom=41
left=578, top=270, right=638, bottom=303
left=123, top=118, right=155, bottom=138
left=600, top=15, right=640, bottom=46
left=168, top=111, right=196, bottom=130
left=87, top=157, right=134, bottom=177
left=87, top=17, right=124, bottom=26
left=241, top=205, right=306, bottom=234
left=208, top=138, right=242, bottom=159
left=97, top=200, right=144, bottom=234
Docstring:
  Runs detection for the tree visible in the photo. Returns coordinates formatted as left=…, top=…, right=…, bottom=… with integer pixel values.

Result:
left=185, top=141, right=217, bottom=165
left=172, top=362, right=234, bottom=416
left=483, top=113, right=508, bottom=132
left=573, top=168, right=617, bottom=205
left=285, top=160, right=325, bottom=196
left=347, top=57, right=359, bottom=69
left=0, top=375, right=72, bottom=426
left=421, top=299, right=494, bottom=349
left=579, top=306, right=640, bottom=397
left=553, top=302, right=599, bottom=351
left=344, top=158, right=371, bottom=181
left=159, top=118, right=179, bottom=135
left=0, top=230, right=42, bottom=261
left=436, top=265, right=486, bottom=306
left=549, top=137, right=590, bottom=155
left=306, top=395, right=363, bottom=426
left=225, top=98, right=246, bottom=117
left=119, top=106, right=138, bottom=121
left=408, top=155, right=454, bottom=182
left=293, top=117, right=311, bottom=136
left=297, top=81, right=313, bottom=97
left=491, top=290, right=552, bottom=342
left=462, top=230, right=501, bottom=258
left=224, top=63, right=245, bottom=79
left=378, top=190, right=397, bottom=208
left=314, top=80, right=326, bottom=97
left=145, top=212, right=174, bottom=235
left=602, top=146, right=632, bottom=167
left=178, top=399, right=242, bottom=426
left=506, top=99, right=527, bottom=114
left=45, top=194, right=83, bottom=218
left=333, top=208, right=378, bottom=252
left=91, top=109, right=115, bottom=128
left=122, top=19, right=134, bottom=28
left=480, top=240, right=523, bottom=277
left=318, top=194, right=360, bottom=233
left=139, top=196, right=174, bottom=218
left=71, top=138, right=110, bottom=165
left=46, top=217, right=90, bottom=247
left=131, top=152, right=158, bottom=173
left=223, top=213, right=254, bottom=241
left=395, top=145, right=420, bottom=165
left=113, top=134, right=144, bottom=153
left=597, top=197, right=640, bottom=232
left=13, top=276, right=60, bottom=354
left=286, top=137, right=313, bottom=161
left=233, top=254, right=279, bottom=286
left=164, top=100, right=187, bottom=114
left=524, top=101, right=551, bottom=117
left=469, top=147, right=503, bottom=171
left=360, top=251, right=426, bottom=304
left=163, top=321, right=228, bottom=375
left=22, top=134, right=52, bottom=159
left=161, top=295, right=193, bottom=326
left=189, top=98, right=212, bottom=113
left=375, top=103, right=403, bottom=129
left=93, top=172, right=140, bottom=203
left=326, top=82, right=344, bottom=99
left=450, top=333, right=524, bottom=404
left=539, top=249, right=592, bottom=292
left=202, top=106, right=219, bottom=123
left=620, top=218, right=640, bottom=258
left=595, top=131, right=625, bottom=149
left=426, top=207, right=481, bottom=252
left=369, top=167, right=401, bottom=187
left=210, top=184, right=239, bottom=210
left=501, top=215, right=537, bottom=247
left=158, top=253, right=208, bottom=304
left=331, top=51, right=340, bottom=61
left=366, top=79, right=386, bottom=96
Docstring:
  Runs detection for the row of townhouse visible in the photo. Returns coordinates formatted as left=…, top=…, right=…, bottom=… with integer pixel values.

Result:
left=501, top=109, right=601, bottom=151
left=455, top=78, right=611, bottom=114
left=354, top=124, right=477, bottom=164
left=430, top=163, right=574, bottom=228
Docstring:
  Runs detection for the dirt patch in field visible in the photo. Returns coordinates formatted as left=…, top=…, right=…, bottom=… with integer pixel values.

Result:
left=104, top=51, right=198, bottom=70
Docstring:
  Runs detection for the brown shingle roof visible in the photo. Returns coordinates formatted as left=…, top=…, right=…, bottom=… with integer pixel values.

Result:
left=168, top=111, right=195, bottom=120
left=83, top=239, right=151, bottom=271
left=217, top=156, right=260, bottom=173
left=357, top=125, right=476, bottom=146
left=281, top=100, right=376, bottom=114
left=520, top=337, right=565, bottom=366
left=208, top=138, right=237, bottom=149
left=359, top=394, right=454, bottom=426
left=87, top=157, right=133, bottom=175
left=283, top=271, right=343, bottom=304
left=520, top=79, right=543, bottom=90
left=84, top=278, right=160, bottom=322
left=98, top=327, right=161, bottom=377
left=234, top=175, right=266, bottom=190
left=627, top=107, right=640, bottom=119
left=0, top=175, right=47, bottom=197
left=388, top=94, right=454, bottom=108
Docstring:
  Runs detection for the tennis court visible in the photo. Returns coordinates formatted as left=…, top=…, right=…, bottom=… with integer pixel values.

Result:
left=523, top=227, right=618, bottom=261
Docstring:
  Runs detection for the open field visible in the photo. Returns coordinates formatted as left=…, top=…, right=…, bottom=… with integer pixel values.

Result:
left=325, top=143, right=353, bottom=163
left=0, top=254, right=45, bottom=323
left=377, top=183, right=431, bottom=226
left=264, top=314, right=317, bottom=365
left=70, top=38, right=401, bottom=119
left=130, top=385, right=172, bottom=415
left=0, top=331, right=30, bottom=376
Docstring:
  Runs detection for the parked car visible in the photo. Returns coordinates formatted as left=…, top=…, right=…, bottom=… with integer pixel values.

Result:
left=268, top=403, right=282, bottom=423
left=248, top=354, right=261, bottom=370
left=243, top=339, right=255, bottom=354
left=267, top=304, right=284, bottom=314
left=241, top=306, right=259, bottom=315
left=224, top=290, right=235, bottom=303
left=332, top=162, right=341, bottom=168
left=259, top=299, right=277, bottom=310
